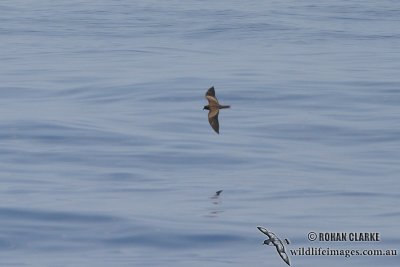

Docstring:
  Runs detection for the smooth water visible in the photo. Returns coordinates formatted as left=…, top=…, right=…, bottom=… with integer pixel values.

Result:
left=1, top=1, right=399, bottom=266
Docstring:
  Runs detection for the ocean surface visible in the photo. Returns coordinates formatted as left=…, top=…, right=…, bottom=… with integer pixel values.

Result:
left=0, top=1, right=399, bottom=266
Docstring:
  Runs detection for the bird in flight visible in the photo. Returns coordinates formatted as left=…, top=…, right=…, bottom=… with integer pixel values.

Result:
left=211, top=190, right=223, bottom=199
left=257, top=226, right=291, bottom=266
left=203, top=86, right=230, bottom=134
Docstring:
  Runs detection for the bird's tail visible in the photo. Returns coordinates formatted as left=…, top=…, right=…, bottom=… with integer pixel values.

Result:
left=219, top=105, right=230, bottom=109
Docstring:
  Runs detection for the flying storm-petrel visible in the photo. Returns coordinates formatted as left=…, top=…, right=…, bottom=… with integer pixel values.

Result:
left=203, top=86, right=230, bottom=134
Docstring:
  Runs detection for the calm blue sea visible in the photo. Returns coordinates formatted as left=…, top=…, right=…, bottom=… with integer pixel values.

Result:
left=0, top=1, right=399, bottom=266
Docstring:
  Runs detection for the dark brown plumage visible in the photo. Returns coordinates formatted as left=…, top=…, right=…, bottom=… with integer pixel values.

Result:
left=203, top=86, right=230, bottom=134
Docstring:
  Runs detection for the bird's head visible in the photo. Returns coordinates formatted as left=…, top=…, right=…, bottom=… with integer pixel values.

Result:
left=203, top=105, right=210, bottom=110
left=263, top=239, right=273, bottom=245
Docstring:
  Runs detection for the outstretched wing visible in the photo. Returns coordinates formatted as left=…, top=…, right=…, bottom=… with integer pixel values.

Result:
left=205, top=86, right=219, bottom=107
left=206, top=86, right=215, bottom=97
left=208, top=109, right=219, bottom=134
left=257, top=227, right=273, bottom=239
left=278, top=250, right=291, bottom=266
left=271, top=234, right=290, bottom=266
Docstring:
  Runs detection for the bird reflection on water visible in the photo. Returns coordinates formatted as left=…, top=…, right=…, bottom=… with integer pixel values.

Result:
left=205, top=190, right=224, bottom=218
